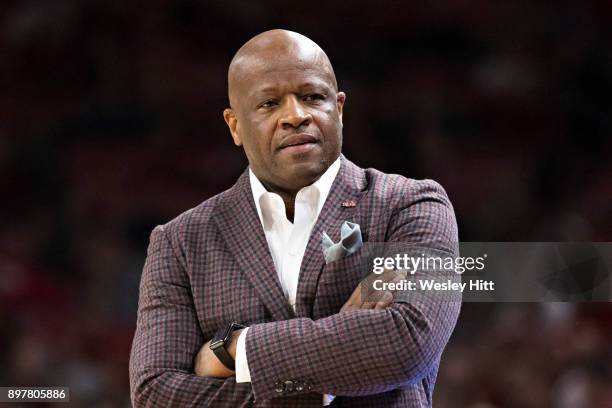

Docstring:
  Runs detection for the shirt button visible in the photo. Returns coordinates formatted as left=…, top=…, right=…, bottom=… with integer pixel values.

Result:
left=274, top=381, right=285, bottom=394
left=284, top=380, right=294, bottom=392
left=295, top=382, right=304, bottom=392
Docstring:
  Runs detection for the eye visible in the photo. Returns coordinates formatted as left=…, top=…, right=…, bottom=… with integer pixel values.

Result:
left=303, top=93, right=326, bottom=102
left=258, top=100, right=278, bottom=109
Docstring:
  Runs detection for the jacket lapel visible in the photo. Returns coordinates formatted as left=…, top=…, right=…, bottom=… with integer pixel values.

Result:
left=214, top=169, right=294, bottom=322
left=294, top=156, right=368, bottom=317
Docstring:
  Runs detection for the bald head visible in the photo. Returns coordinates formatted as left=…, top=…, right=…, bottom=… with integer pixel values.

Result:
left=228, top=30, right=337, bottom=108
left=222, top=29, right=346, bottom=198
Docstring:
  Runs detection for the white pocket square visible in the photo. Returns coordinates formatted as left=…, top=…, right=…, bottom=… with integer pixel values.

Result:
left=321, top=221, right=363, bottom=264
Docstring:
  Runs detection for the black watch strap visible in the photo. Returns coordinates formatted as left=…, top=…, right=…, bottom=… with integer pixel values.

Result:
left=212, top=343, right=236, bottom=371
left=209, top=323, right=246, bottom=371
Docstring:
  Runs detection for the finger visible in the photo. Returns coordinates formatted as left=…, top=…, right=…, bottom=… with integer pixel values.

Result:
left=369, top=270, right=406, bottom=308
left=343, top=268, right=405, bottom=312
left=364, top=267, right=396, bottom=286
left=341, top=291, right=365, bottom=312
left=374, top=291, right=394, bottom=310
left=362, top=269, right=400, bottom=303
left=341, top=303, right=362, bottom=312
left=354, top=300, right=375, bottom=310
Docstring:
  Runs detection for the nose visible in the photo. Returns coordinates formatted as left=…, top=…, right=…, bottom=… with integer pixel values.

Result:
left=279, top=96, right=312, bottom=129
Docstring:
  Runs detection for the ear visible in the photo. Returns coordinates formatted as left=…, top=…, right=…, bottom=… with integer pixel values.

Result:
left=336, top=92, right=346, bottom=126
left=223, top=108, right=242, bottom=146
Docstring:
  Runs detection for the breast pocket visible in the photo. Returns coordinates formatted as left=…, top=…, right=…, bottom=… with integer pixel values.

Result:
left=313, top=247, right=369, bottom=317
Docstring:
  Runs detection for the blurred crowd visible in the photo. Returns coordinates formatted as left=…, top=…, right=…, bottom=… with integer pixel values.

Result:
left=1, top=1, right=611, bottom=407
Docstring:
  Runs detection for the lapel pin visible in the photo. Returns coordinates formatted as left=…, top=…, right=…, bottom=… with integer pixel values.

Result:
left=341, top=200, right=356, bottom=208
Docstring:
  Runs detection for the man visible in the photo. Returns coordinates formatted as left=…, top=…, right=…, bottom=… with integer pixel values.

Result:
left=129, top=29, right=460, bottom=407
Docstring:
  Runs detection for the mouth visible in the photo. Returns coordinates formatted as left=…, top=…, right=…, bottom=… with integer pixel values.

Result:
left=278, top=133, right=319, bottom=154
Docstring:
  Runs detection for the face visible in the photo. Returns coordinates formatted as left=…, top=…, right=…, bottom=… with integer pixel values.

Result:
left=224, top=51, right=346, bottom=194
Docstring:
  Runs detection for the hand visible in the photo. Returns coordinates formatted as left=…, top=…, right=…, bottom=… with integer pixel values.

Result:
left=341, top=268, right=405, bottom=312
left=194, top=329, right=243, bottom=378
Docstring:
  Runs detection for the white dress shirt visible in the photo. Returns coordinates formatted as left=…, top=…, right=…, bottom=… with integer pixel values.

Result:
left=235, top=157, right=341, bottom=406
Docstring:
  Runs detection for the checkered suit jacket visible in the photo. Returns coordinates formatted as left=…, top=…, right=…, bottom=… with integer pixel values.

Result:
left=129, top=155, right=460, bottom=407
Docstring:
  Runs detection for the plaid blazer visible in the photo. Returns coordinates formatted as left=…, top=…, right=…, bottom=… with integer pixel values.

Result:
left=129, top=155, right=460, bottom=407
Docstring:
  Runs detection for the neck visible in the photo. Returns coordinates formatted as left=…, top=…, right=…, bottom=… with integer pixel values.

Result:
left=259, top=180, right=298, bottom=222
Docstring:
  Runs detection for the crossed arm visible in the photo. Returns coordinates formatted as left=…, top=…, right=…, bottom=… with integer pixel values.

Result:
left=129, top=225, right=403, bottom=406
left=193, top=270, right=401, bottom=379
left=129, top=180, right=459, bottom=406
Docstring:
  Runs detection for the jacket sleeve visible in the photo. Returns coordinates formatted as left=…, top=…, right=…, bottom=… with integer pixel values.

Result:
left=129, top=225, right=253, bottom=407
left=244, top=179, right=461, bottom=401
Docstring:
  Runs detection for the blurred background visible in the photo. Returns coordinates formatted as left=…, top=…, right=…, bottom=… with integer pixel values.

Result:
left=1, top=1, right=611, bottom=407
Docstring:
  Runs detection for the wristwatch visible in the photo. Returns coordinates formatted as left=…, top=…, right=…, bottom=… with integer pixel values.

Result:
left=209, top=322, right=246, bottom=371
